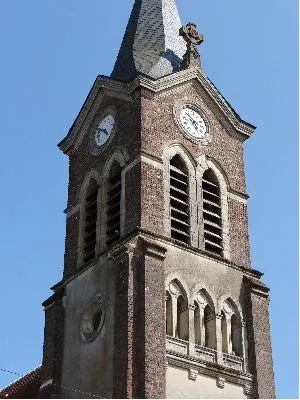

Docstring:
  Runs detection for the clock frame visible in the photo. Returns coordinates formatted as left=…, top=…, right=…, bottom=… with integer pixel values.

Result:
left=89, top=105, right=118, bottom=154
left=173, top=101, right=213, bottom=145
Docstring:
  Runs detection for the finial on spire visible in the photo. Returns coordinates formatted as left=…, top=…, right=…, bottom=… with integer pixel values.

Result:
left=179, top=22, right=204, bottom=70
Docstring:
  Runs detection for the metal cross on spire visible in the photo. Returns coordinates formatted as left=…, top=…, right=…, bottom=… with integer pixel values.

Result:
left=179, top=22, right=204, bottom=70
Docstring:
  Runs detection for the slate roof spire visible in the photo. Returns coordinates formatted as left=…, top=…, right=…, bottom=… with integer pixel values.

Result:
left=111, top=0, right=187, bottom=82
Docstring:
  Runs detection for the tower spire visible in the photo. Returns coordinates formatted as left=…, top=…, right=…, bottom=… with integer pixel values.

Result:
left=111, top=0, right=186, bottom=82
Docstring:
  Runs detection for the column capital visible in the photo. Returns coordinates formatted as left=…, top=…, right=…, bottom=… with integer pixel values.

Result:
left=214, top=313, right=223, bottom=321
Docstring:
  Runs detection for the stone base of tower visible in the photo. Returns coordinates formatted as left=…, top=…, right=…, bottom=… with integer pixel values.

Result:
left=166, top=365, right=251, bottom=399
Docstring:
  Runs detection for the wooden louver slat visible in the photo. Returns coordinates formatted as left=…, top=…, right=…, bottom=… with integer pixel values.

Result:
left=170, top=156, right=190, bottom=244
left=203, top=170, right=223, bottom=256
left=83, top=185, right=98, bottom=263
left=106, top=165, right=121, bottom=246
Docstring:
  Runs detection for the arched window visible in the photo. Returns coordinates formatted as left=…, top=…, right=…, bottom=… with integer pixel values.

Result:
left=194, top=302, right=201, bottom=345
left=165, top=279, right=188, bottom=340
left=202, top=169, right=223, bottom=255
left=170, top=155, right=190, bottom=244
left=221, top=310, right=228, bottom=353
left=165, top=291, right=173, bottom=336
left=176, top=295, right=187, bottom=339
left=231, top=314, right=243, bottom=356
left=221, top=299, right=244, bottom=357
left=106, top=161, right=122, bottom=246
left=83, top=179, right=99, bottom=263
left=194, top=290, right=216, bottom=349
left=204, top=304, right=216, bottom=349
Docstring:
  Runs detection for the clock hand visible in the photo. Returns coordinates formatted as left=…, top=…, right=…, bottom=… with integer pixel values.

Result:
left=96, top=128, right=108, bottom=136
left=185, top=113, right=199, bottom=128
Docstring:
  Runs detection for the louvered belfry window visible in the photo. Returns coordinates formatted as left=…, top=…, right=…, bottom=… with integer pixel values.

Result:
left=202, top=169, right=223, bottom=255
left=170, top=155, right=190, bottom=244
left=106, top=162, right=122, bottom=246
left=83, top=180, right=99, bottom=263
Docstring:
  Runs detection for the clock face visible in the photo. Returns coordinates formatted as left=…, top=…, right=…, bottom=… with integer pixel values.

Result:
left=95, top=114, right=115, bottom=147
left=180, top=107, right=207, bottom=139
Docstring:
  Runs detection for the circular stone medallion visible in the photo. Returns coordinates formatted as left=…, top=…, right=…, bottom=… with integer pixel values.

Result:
left=80, top=294, right=106, bottom=343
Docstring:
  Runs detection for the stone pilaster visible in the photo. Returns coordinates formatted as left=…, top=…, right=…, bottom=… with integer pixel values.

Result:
left=109, top=240, right=138, bottom=399
left=140, top=238, right=167, bottom=399
left=39, top=287, right=65, bottom=399
left=244, top=276, right=276, bottom=398
left=110, top=236, right=167, bottom=399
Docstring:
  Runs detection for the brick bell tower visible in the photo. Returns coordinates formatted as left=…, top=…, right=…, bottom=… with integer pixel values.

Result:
left=39, top=0, right=275, bottom=398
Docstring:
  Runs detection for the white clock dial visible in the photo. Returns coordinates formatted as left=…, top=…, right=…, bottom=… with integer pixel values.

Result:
left=95, top=114, right=115, bottom=147
left=180, top=107, right=207, bottom=139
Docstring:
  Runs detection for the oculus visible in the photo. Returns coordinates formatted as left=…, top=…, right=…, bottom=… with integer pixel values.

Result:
left=80, top=294, right=106, bottom=343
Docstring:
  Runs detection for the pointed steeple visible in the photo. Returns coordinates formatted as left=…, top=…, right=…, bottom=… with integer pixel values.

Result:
left=111, top=0, right=187, bottom=82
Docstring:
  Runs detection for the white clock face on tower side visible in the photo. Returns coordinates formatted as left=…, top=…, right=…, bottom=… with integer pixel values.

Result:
left=180, top=107, right=207, bottom=139
left=95, top=114, right=115, bottom=147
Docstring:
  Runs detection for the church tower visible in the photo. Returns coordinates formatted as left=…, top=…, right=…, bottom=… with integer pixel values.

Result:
left=39, top=0, right=275, bottom=398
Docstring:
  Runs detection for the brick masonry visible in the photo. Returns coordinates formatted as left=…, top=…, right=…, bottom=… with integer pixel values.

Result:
left=39, top=69, right=274, bottom=398
left=244, top=276, right=276, bottom=398
left=111, top=238, right=166, bottom=399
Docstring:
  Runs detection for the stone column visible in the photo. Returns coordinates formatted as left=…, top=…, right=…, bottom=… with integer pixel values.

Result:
left=110, top=240, right=137, bottom=399
left=171, top=295, right=178, bottom=337
left=241, top=320, right=248, bottom=372
left=215, top=313, right=223, bottom=365
left=243, top=276, right=276, bottom=398
left=199, top=306, right=205, bottom=346
left=226, top=315, right=232, bottom=354
left=187, top=304, right=196, bottom=356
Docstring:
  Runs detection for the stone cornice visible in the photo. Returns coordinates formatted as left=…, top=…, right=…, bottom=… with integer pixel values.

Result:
left=243, top=275, right=270, bottom=298
left=47, top=228, right=264, bottom=299
left=166, top=352, right=253, bottom=387
left=58, top=68, right=255, bottom=156
left=140, top=237, right=167, bottom=261
left=137, top=228, right=263, bottom=280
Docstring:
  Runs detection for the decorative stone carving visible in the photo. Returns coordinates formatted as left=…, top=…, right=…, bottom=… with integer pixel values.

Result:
left=169, top=281, right=182, bottom=297
left=196, top=292, right=207, bottom=305
left=223, top=300, right=233, bottom=315
left=180, top=22, right=204, bottom=70
left=216, top=376, right=226, bottom=389
left=244, top=384, right=252, bottom=395
left=80, top=294, right=106, bottom=343
left=188, top=368, right=198, bottom=381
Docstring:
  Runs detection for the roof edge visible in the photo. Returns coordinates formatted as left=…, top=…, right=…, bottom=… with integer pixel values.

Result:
left=58, top=68, right=256, bottom=156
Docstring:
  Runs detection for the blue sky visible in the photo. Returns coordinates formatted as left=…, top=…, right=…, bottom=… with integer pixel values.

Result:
left=0, top=0, right=298, bottom=398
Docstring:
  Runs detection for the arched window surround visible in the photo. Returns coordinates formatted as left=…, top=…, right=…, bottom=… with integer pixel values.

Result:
left=192, top=287, right=217, bottom=350
left=162, top=143, right=197, bottom=247
left=78, top=169, right=102, bottom=267
left=77, top=148, right=128, bottom=266
left=217, top=296, right=246, bottom=360
left=196, top=155, right=231, bottom=260
left=165, top=276, right=190, bottom=341
left=162, top=145, right=231, bottom=259
left=101, top=149, right=128, bottom=251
